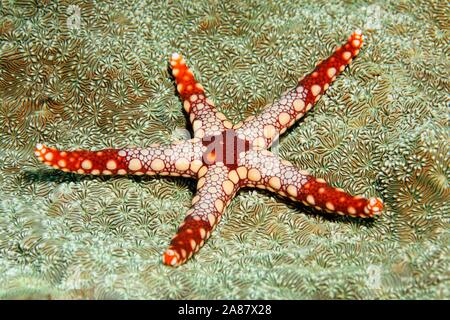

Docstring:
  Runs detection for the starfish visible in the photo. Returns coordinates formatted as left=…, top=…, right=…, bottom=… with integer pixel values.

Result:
left=35, top=31, right=383, bottom=266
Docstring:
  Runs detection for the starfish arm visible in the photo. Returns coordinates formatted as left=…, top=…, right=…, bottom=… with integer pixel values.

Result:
left=163, top=163, right=239, bottom=266
left=236, top=31, right=364, bottom=148
left=238, top=150, right=383, bottom=218
left=34, top=139, right=205, bottom=178
left=170, top=53, right=232, bottom=138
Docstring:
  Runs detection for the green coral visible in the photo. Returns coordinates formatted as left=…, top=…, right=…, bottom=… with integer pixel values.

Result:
left=0, top=0, right=449, bottom=299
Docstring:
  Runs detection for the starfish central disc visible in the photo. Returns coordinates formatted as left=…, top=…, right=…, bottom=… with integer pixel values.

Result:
left=201, top=129, right=251, bottom=169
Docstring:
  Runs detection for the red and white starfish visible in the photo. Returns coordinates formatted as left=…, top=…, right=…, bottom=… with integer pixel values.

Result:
left=35, top=31, right=383, bottom=266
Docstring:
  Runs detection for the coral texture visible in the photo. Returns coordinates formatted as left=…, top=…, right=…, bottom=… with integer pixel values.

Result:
left=0, top=0, right=448, bottom=298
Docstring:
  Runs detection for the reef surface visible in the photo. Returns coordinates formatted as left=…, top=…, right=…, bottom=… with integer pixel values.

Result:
left=0, top=0, right=448, bottom=299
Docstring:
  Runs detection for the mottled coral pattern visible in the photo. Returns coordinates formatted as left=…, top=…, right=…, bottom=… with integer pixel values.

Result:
left=0, top=0, right=448, bottom=299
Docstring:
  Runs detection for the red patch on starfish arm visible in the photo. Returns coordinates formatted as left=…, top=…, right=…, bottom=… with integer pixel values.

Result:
left=170, top=53, right=205, bottom=100
left=300, top=30, right=364, bottom=106
left=298, top=176, right=383, bottom=218
left=34, top=143, right=128, bottom=175
left=163, top=216, right=212, bottom=266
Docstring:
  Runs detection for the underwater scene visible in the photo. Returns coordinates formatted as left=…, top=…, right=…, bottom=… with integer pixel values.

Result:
left=0, top=0, right=448, bottom=299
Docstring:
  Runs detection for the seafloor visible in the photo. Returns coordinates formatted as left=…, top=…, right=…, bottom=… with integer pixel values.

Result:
left=0, top=0, right=448, bottom=299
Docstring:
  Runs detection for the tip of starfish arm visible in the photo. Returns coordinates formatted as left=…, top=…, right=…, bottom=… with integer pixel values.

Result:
left=349, top=30, right=364, bottom=49
left=34, top=143, right=47, bottom=159
left=163, top=249, right=181, bottom=266
left=364, top=197, right=383, bottom=217
left=35, top=143, right=48, bottom=154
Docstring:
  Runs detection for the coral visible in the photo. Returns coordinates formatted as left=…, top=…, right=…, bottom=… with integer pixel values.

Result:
left=0, top=0, right=448, bottom=298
